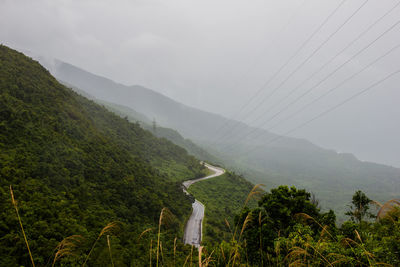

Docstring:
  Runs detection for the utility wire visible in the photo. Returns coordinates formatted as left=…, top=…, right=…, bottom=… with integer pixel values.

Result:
left=244, top=0, right=369, bottom=126
left=267, top=43, right=400, bottom=134
left=208, top=0, right=347, bottom=145
left=237, top=69, right=400, bottom=160
left=214, top=0, right=369, bottom=144
left=211, top=0, right=308, bottom=138
left=247, top=0, right=399, bottom=127
left=220, top=15, right=400, bottom=154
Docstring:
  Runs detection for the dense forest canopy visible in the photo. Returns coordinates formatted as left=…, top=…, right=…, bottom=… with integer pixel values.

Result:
left=0, top=45, right=206, bottom=266
left=1, top=45, right=400, bottom=267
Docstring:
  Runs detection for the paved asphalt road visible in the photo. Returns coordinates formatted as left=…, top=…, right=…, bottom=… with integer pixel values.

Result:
left=182, top=163, right=225, bottom=247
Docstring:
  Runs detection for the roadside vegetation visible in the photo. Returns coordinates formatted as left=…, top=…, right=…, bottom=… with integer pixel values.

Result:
left=187, top=172, right=256, bottom=246
left=6, top=180, right=400, bottom=266
left=2, top=45, right=400, bottom=266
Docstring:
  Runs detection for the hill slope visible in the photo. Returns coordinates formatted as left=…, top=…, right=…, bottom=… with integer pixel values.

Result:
left=0, top=45, right=206, bottom=266
left=43, top=58, right=400, bottom=216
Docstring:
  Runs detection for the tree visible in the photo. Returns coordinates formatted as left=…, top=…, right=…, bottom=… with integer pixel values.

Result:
left=345, top=190, right=375, bottom=224
left=237, top=186, right=330, bottom=265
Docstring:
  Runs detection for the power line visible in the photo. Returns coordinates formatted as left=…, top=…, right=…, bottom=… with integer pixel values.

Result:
left=211, top=0, right=308, bottom=138
left=267, top=43, right=400, bottom=134
left=237, top=68, right=400, bottom=160
left=247, top=0, right=399, bottom=127
left=220, top=15, right=400, bottom=154
left=243, top=0, right=369, bottom=127
left=209, top=0, right=348, bottom=145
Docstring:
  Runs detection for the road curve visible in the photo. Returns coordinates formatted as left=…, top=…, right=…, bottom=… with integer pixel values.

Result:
left=182, top=163, right=225, bottom=247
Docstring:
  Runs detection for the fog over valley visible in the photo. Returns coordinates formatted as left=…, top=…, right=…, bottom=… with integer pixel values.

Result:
left=2, top=0, right=400, bottom=167
left=2, top=0, right=400, bottom=265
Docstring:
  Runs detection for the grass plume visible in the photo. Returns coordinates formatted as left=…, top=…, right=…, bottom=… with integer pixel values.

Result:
left=82, top=221, right=120, bottom=267
left=52, top=235, right=84, bottom=267
left=156, top=207, right=174, bottom=267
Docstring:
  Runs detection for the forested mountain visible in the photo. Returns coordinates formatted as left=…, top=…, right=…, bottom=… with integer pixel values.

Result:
left=94, top=99, right=218, bottom=163
left=42, top=57, right=400, bottom=216
left=55, top=82, right=218, bottom=162
left=0, top=45, right=207, bottom=266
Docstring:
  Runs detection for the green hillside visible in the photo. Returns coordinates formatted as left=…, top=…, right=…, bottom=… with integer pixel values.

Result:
left=45, top=58, right=400, bottom=218
left=100, top=100, right=218, bottom=163
left=0, top=45, right=206, bottom=266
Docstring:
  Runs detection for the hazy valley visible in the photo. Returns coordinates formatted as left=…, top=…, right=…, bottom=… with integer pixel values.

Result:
left=2, top=0, right=400, bottom=266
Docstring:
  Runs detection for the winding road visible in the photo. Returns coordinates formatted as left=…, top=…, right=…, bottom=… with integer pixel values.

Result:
left=182, top=163, right=225, bottom=247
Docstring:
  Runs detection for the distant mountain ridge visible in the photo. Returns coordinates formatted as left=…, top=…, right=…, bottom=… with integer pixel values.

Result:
left=37, top=56, right=400, bottom=216
left=58, top=79, right=217, bottom=162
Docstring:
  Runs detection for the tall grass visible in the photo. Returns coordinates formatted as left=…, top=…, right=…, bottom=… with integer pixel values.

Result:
left=82, top=221, right=119, bottom=267
left=106, top=235, right=114, bottom=267
left=156, top=207, right=173, bottom=267
left=10, top=185, right=35, bottom=267
left=52, top=235, right=84, bottom=267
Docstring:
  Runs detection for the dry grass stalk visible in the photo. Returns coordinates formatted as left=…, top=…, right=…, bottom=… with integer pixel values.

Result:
left=288, top=259, right=307, bottom=267
left=374, top=263, right=395, bottom=266
left=10, top=185, right=35, bottom=267
left=285, top=247, right=308, bottom=263
left=308, top=243, right=333, bottom=266
left=239, top=213, right=253, bottom=241
left=219, top=244, right=226, bottom=263
left=328, top=253, right=349, bottom=265
left=341, top=232, right=377, bottom=266
left=160, top=241, right=165, bottom=266
left=201, top=249, right=215, bottom=267
left=354, top=230, right=362, bottom=243
left=82, top=221, right=120, bottom=267
left=286, top=243, right=333, bottom=267
left=295, top=213, right=335, bottom=240
left=138, top=227, right=153, bottom=241
left=107, top=235, right=114, bottom=267
left=174, top=237, right=177, bottom=266
left=183, top=253, right=191, bottom=267
left=198, top=246, right=203, bottom=267
left=156, top=207, right=173, bottom=267
left=149, top=239, right=153, bottom=267
left=228, top=246, right=241, bottom=267
left=319, top=225, right=330, bottom=240
left=244, top=184, right=265, bottom=207
left=232, top=185, right=265, bottom=243
left=224, top=218, right=232, bottom=235
left=52, top=235, right=84, bottom=267
left=374, top=199, right=400, bottom=220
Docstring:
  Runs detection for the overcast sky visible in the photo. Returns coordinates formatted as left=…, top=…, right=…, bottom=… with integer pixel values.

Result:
left=1, top=0, right=400, bottom=167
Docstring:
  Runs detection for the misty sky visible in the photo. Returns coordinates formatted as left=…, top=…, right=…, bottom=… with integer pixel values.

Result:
left=1, top=0, right=400, bottom=167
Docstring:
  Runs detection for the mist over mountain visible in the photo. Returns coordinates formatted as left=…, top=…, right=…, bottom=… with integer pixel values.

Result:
left=39, top=57, right=400, bottom=216
left=3, top=0, right=400, bottom=168
left=2, top=0, right=400, bottom=264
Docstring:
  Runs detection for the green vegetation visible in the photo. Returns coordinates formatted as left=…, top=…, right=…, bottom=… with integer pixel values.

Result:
left=49, top=57, right=400, bottom=222
left=2, top=45, right=400, bottom=266
left=187, top=172, right=255, bottom=246
left=345, top=190, right=375, bottom=224
left=98, top=99, right=218, bottom=163
left=0, top=45, right=206, bottom=266
left=207, top=187, right=400, bottom=266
